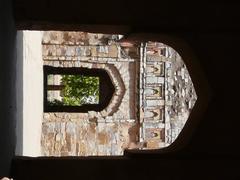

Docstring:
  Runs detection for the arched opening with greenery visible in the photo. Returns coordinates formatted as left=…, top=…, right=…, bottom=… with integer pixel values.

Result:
left=44, top=66, right=115, bottom=112
left=47, top=75, right=100, bottom=106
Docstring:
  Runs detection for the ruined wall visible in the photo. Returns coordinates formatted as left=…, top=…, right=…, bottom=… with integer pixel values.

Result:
left=41, top=31, right=140, bottom=156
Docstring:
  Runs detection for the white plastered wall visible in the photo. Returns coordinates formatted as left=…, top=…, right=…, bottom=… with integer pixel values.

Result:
left=16, top=30, right=43, bottom=156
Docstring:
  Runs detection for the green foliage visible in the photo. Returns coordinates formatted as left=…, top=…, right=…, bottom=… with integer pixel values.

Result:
left=61, top=75, right=99, bottom=106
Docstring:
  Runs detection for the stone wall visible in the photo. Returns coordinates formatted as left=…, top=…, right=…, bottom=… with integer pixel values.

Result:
left=41, top=113, right=136, bottom=156
left=41, top=31, right=140, bottom=156
left=139, top=42, right=166, bottom=149
left=41, top=31, right=197, bottom=155
left=139, top=42, right=197, bottom=149
left=164, top=50, right=197, bottom=145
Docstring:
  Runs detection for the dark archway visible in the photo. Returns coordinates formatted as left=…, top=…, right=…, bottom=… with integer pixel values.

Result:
left=7, top=1, right=240, bottom=180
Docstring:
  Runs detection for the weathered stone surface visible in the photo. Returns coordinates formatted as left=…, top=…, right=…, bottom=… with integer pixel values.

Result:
left=42, top=33, right=138, bottom=155
left=41, top=117, right=138, bottom=156
left=139, top=42, right=197, bottom=148
left=41, top=31, right=197, bottom=155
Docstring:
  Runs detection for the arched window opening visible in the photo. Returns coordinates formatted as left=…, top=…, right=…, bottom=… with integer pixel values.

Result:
left=44, top=66, right=115, bottom=112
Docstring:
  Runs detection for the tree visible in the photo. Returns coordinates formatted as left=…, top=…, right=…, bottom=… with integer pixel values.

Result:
left=61, top=75, right=99, bottom=106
